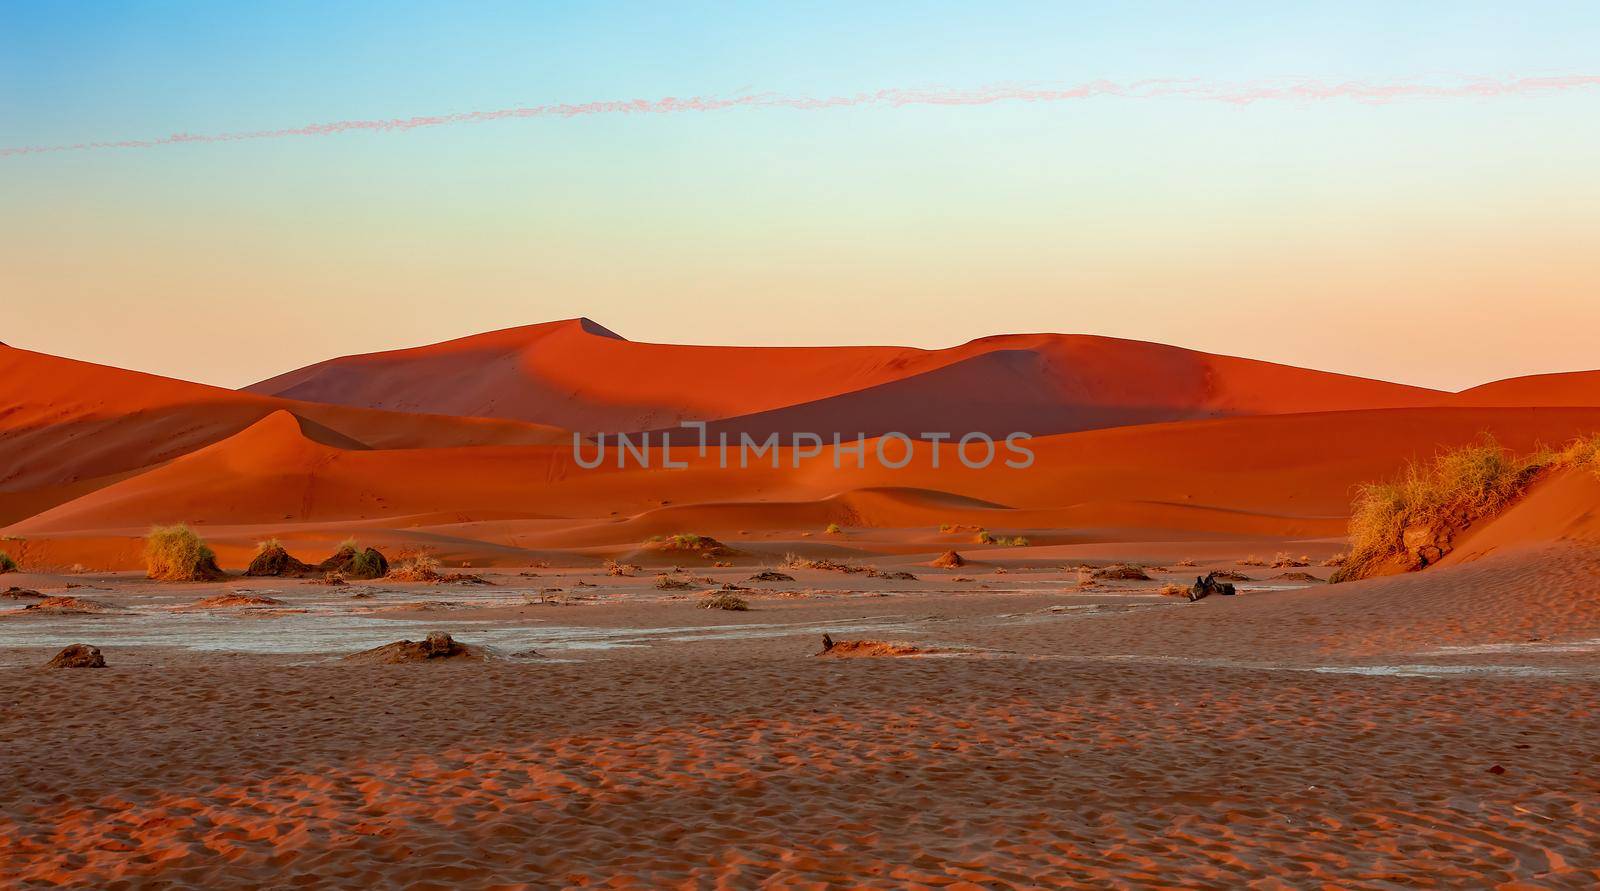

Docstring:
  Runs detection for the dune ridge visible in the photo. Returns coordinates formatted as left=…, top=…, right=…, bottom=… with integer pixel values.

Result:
left=244, top=318, right=1450, bottom=432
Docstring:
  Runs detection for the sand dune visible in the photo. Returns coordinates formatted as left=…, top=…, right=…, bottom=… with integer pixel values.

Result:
left=1439, top=466, right=1600, bottom=567
left=15, top=404, right=1600, bottom=570
left=9, top=328, right=1600, bottom=575
left=0, top=344, right=567, bottom=525
left=245, top=318, right=1448, bottom=432
left=1456, top=369, right=1600, bottom=406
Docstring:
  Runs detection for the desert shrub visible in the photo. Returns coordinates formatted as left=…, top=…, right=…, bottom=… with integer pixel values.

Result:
left=1271, top=552, right=1310, bottom=568
left=825, top=523, right=843, bottom=535
left=1320, top=552, right=1348, bottom=567
left=782, top=553, right=867, bottom=574
left=604, top=559, right=638, bottom=576
left=1337, top=434, right=1600, bottom=582
left=144, top=524, right=224, bottom=581
left=655, top=576, right=692, bottom=590
left=1007, top=536, right=1029, bottom=547
left=255, top=537, right=282, bottom=554
left=698, top=592, right=749, bottom=611
left=0, top=551, right=16, bottom=573
left=1236, top=555, right=1266, bottom=567
left=388, top=546, right=441, bottom=582
left=349, top=548, right=388, bottom=579
left=654, top=533, right=725, bottom=551
left=1174, top=558, right=1198, bottom=568
left=1092, top=564, right=1150, bottom=581
left=974, top=530, right=998, bottom=545
left=1158, top=583, right=1188, bottom=597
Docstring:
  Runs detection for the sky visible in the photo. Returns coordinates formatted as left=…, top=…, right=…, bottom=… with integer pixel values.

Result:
left=3, top=1, right=1598, bottom=391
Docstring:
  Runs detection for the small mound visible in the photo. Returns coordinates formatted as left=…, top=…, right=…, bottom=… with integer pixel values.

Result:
left=345, top=632, right=484, bottom=664
left=816, top=634, right=928, bottom=657
left=655, top=576, right=693, bottom=590
left=244, top=546, right=316, bottom=577
left=23, top=596, right=122, bottom=614
left=647, top=534, right=732, bottom=556
left=1270, top=572, right=1325, bottom=583
left=318, top=545, right=389, bottom=580
left=144, top=524, right=226, bottom=582
left=931, top=550, right=966, bottom=568
left=748, top=570, right=795, bottom=582
left=867, top=569, right=918, bottom=580
left=784, top=555, right=868, bottom=574
left=1092, top=564, right=1150, bottom=581
left=188, top=592, right=286, bottom=609
left=698, top=592, right=749, bottom=611
left=2, top=586, right=46, bottom=601
left=45, top=644, right=106, bottom=669
left=1211, top=569, right=1253, bottom=582
left=438, top=573, right=492, bottom=585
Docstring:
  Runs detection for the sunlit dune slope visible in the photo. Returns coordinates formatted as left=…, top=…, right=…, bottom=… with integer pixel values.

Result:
left=1454, top=370, right=1600, bottom=407
left=0, top=343, right=568, bottom=525
left=244, top=318, right=1448, bottom=433
left=15, top=407, right=1600, bottom=551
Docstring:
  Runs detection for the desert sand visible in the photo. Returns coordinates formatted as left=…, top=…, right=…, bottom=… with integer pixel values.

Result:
left=2, top=323, right=1598, bottom=887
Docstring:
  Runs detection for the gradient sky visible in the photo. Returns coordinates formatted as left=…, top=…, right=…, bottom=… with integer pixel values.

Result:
left=3, top=1, right=1598, bottom=391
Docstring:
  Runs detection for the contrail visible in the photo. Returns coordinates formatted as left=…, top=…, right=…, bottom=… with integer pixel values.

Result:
left=5, top=75, right=1598, bottom=157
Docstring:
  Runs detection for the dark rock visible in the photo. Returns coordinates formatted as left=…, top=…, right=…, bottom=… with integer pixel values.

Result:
left=46, top=644, right=106, bottom=669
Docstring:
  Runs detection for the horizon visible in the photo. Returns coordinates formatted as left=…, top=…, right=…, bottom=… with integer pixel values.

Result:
left=7, top=314, right=1600, bottom=395
left=5, top=2, right=1600, bottom=391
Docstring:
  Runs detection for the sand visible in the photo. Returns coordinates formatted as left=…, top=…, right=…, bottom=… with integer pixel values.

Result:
left=1, top=545, right=1596, bottom=887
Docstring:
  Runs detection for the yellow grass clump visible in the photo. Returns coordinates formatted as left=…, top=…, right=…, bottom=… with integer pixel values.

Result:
left=1335, top=434, right=1600, bottom=582
left=698, top=592, right=749, bottom=611
left=144, top=524, right=224, bottom=581
left=388, top=546, right=442, bottom=582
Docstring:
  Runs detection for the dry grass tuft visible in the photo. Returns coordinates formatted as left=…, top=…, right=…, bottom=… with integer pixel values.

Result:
left=0, top=551, right=16, bottom=574
left=698, top=592, right=749, bottom=611
left=144, top=524, right=225, bottom=581
left=783, top=553, right=868, bottom=574
left=1091, top=564, right=1150, bottom=581
left=1336, top=433, right=1600, bottom=582
left=388, top=547, right=442, bottom=582
left=647, top=534, right=729, bottom=554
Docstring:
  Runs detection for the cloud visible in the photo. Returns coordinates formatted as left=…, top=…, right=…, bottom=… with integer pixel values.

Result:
left=6, top=75, right=1598, bottom=157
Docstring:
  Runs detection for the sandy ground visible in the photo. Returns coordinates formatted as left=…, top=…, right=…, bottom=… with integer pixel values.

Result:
left=2, top=545, right=1597, bottom=889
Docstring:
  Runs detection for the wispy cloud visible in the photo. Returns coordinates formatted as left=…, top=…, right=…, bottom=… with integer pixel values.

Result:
left=6, top=75, right=1598, bottom=157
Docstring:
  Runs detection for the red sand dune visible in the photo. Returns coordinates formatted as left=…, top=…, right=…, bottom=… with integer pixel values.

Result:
left=14, top=403, right=1600, bottom=568
left=1454, top=369, right=1600, bottom=407
left=1440, top=466, right=1600, bottom=567
left=245, top=318, right=1449, bottom=433
left=0, top=343, right=567, bottom=525
left=10, top=324, right=1600, bottom=570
